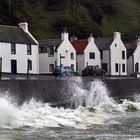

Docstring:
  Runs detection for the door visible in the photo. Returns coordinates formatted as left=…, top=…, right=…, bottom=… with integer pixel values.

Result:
left=0, top=58, right=2, bottom=73
left=11, top=60, right=17, bottom=74
left=135, top=63, right=139, bottom=73
left=102, top=63, right=108, bottom=73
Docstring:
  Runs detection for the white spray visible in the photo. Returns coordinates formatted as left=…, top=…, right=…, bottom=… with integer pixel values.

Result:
left=86, top=80, right=113, bottom=107
left=0, top=78, right=140, bottom=129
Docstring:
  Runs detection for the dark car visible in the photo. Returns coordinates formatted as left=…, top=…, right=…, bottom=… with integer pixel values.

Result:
left=82, top=65, right=105, bottom=76
left=53, top=66, right=77, bottom=76
left=82, top=66, right=93, bottom=76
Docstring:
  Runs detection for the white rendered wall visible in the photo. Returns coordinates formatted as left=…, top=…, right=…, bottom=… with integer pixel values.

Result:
left=39, top=52, right=57, bottom=74
left=77, top=54, right=84, bottom=75
left=101, top=50, right=110, bottom=75
left=133, top=40, right=140, bottom=73
left=39, top=33, right=76, bottom=74
left=0, top=42, right=39, bottom=74
left=110, top=36, right=127, bottom=76
left=127, top=56, right=133, bottom=76
left=84, top=40, right=101, bottom=68
left=57, top=39, right=76, bottom=71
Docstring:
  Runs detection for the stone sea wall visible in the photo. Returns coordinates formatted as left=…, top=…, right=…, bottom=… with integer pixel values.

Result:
left=0, top=78, right=140, bottom=104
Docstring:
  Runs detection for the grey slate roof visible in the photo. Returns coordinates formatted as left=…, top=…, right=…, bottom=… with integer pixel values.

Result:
left=95, top=37, right=113, bottom=50
left=0, top=25, right=37, bottom=45
left=124, top=41, right=137, bottom=58
left=39, top=39, right=62, bottom=49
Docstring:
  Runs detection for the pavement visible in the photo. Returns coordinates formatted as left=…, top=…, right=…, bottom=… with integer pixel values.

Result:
left=0, top=74, right=57, bottom=80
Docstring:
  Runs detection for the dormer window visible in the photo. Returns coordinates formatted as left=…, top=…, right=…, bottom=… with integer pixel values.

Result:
left=11, top=43, right=16, bottom=54
left=115, top=43, right=117, bottom=47
left=27, top=45, right=32, bottom=55
left=48, top=46, right=54, bottom=57
left=39, top=46, right=47, bottom=53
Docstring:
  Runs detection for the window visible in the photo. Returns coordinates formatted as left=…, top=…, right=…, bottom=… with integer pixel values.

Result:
left=122, top=64, right=125, bottom=72
left=71, top=53, right=74, bottom=60
left=49, top=64, right=54, bottom=72
left=27, top=45, right=32, bottom=55
left=89, top=52, right=95, bottom=59
left=71, top=64, right=74, bottom=70
left=28, top=59, right=32, bottom=70
left=102, top=63, right=107, bottom=72
left=115, top=43, right=117, bottom=47
left=48, top=46, right=54, bottom=57
left=11, top=43, right=16, bottom=54
left=122, top=51, right=125, bottom=59
left=115, top=63, right=118, bottom=72
left=39, top=47, right=47, bottom=53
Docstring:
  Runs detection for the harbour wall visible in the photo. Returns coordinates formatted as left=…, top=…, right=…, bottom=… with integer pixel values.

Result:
left=0, top=78, right=140, bottom=104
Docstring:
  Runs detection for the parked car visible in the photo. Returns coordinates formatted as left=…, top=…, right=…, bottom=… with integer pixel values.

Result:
left=82, top=65, right=105, bottom=76
left=53, top=66, right=77, bottom=76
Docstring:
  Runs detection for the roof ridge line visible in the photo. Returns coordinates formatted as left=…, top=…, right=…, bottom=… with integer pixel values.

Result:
left=0, top=25, right=18, bottom=28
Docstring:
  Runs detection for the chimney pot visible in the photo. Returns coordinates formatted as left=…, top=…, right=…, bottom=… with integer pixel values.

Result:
left=114, top=32, right=121, bottom=40
left=18, top=22, right=28, bottom=32
left=88, top=33, right=94, bottom=42
left=61, top=28, right=69, bottom=40
left=137, top=37, right=140, bottom=46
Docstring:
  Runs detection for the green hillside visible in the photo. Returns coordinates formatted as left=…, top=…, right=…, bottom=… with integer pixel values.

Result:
left=0, top=0, right=140, bottom=40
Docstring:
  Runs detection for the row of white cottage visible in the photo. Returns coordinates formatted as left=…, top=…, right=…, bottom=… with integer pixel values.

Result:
left=0, top=22, right=139, bottom=76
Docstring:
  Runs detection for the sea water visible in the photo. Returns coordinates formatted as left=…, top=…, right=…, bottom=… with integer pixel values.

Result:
left=0, top=77, right=140, bottom=140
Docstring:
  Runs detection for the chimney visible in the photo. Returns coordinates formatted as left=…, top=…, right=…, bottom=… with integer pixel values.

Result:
left=88, top=33, right=94, bottom=42
left=114, top=32, right=121, bottom=40
left=18, top=22, right=28, bottom=32
left=137, top=36, right=140, bottom=46
left=70, top=34, right=78, bottom=42
left=61, top=27, right=69, bottom=40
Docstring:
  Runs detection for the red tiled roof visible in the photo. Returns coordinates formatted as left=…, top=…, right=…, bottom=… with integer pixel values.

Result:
left=72, top=40, right=88, bottom=54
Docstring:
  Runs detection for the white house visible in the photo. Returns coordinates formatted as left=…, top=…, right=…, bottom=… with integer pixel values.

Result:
left=128, top=38, right=140, bottom=77
left=125, top=41, right=136, bottom=76
left=95, top=32, right=127, bottom=76
left=72, top=35, right=101, bottom=75
left=39, top=31, right=76, bottom=74
left=0, top=22, right=39, bottom=74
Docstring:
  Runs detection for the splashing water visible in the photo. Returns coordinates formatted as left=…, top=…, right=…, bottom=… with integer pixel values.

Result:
left=86, top=80, right=113, bottom=107
left=0, top=95, right=19, bottom=128
left=66, top=77, right=87, bottom=108
left=66, top=77, right=114, bottom=108
left=0, top=78, right=140, bottom=130
left=0, top=97, right=110, bottom=129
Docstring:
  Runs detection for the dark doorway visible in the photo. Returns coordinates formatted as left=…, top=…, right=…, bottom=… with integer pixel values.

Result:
left=135, top=63, right=139, bottom=73
left=0, top=58, right=2, bottom=78
left=102, top=63, right=108, bottom=73
left=11, top=60, right=17, bottom=74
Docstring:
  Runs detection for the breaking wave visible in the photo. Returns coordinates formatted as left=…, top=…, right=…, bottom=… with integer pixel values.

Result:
left=0, top=77, right=140, bottom=129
